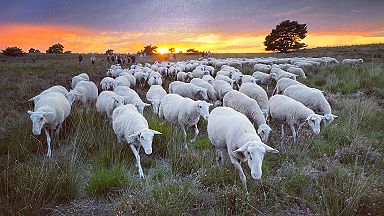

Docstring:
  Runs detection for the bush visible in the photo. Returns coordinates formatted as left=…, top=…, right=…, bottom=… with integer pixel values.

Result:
left=2, top=47, right=25, bottom=56
left=86, top=165, right=126, bottom=195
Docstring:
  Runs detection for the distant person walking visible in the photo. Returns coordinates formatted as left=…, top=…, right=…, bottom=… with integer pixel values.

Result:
left=91, top=55, right=96, bottom=65
left=78, top=54, right=83, bottom=64
left=131, top=54, right=136, bottom=65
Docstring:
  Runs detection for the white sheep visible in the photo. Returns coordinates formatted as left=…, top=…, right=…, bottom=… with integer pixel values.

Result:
left=29, top=85, right=70, bottom=104
left=270, top=67, right=297, bottom=81
left=272, top=78, right=305, bottom=95
left=133, top=71, right=146, bottom=89
left=283, top=85, right=337, bottom=124
left=71, top=73, right=89, bottom=89
left=212, top=80, right=233, bottom=101
left=100, top=77, right=115, bottom=91
left=114, top=86, right=149, bottom=115
left=268, top=95, right=325, bottom=143
left=207, top=107, right=278, bottom=188
left=146, top=85, right=167, bottom=114
left=192, top=68, right=209, bottom=78
left=223, top=90, right=272, bottom=143
left=96, top=91, right=125, bottom=119
left=202, top=75, right=215, bottom=85
left=112, top=76, right=131, bottom=90
left=238, top=83, right=269, bottom=118
left=147, top=72, right=163, bottom=86
left=241, top=75, right=257, bottom=84
left=190, top=78, right=218, bottom=103
left=112, top=104, right=162, bottom=178
left=168, top=81, right=208, bottom=101
left=342, top=58, right=363, bottom=67
left=287, top=67, right=307, bottom=79
left=159, top=94, right=212, bottom=149
left=252, top=71, right=272, bottom=89
left=215, top=75, right=236, bottom=88
left=67, top=81, right=98, bottom=104
left=253, top=64, right=272, bottom=73
left=176, top=72, right=194, bottom=82
left=27, top=92, right=71, bottom=158
left=120, top=73, right=136, bottom=87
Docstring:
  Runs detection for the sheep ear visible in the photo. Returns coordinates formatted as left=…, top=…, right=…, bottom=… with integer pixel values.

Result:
left=28, top=95, right=39, bottom=102
left=144, top=103, right=151, bottom=107
left=27, top=110, right=34, bottom=115
left=150, top=130, right=162, bottom=135
left=332, top=114, right=338, bottom=118
left=263, top=143, right=279, bottom=153
left=234, top=143, right=250, bottom=153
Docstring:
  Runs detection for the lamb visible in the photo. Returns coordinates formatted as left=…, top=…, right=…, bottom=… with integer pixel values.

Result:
left=212, top=80, right=233, bottom=101
left=112, top=104, right=162, bottom=178
left=27, top=92, right=71, bottom=158
left=159, top=94, right=212, bottom=149
left=252, top=71, right=273, bottom=88
left=100, top=77, right=115, bottom=91
left=176, top=72, right=194, bottom=82
left=238, top=83, right=269, bottom=118
left=268, top=95, right=325, bottom=143
left=287, top=67, right=307, bottom=79
left=270, top=67, right=297, bottom=81
left=112, top=76, right=131, bottom=90
left=342, top=58, right=363, bottom=67
left=202, top=75, right=215, bottom=85
left=67, top=81, right=98, bottom=104
left=96, top=91, right=125, bottom=119
left=207, top=107, right=278, bottom=188
left=147, top=72, right=163, bottom=86
left=190, top=78, right=218, bottom=103
left=71, top=73, right=89, bottom=89
left=283, top=85, right=337, bottom=124
left=114, top=86, right=149, bottom=115
left=146, top=85, right=167, bottom=114
left=223, top=90, right=272, bottom=143
left=168, top=81, right=208, bottom=101
left=272, top=78, right=305, bottom=95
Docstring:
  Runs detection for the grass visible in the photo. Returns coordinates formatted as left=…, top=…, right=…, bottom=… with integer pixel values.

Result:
left=0, top=45, right=383, bottom=215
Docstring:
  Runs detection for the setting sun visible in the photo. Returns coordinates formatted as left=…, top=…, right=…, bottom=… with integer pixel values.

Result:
left=157, top=48, right=169, bottom=54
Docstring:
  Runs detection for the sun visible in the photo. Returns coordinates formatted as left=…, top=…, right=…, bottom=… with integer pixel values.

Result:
left=157, top=48, right=168, bottom=54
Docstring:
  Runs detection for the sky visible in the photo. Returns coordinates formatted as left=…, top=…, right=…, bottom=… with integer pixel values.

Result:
left=0, top=0, right=383, bottom=53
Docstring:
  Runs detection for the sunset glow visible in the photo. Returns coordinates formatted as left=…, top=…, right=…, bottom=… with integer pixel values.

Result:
left=157, top=48, right=169, bottom=54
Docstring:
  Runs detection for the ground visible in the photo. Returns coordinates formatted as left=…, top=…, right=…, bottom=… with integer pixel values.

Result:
left=0, top=44, right=383, bottom=215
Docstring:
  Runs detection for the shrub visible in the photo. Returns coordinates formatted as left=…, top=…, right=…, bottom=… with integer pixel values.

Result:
left=2, top=47, right=25, bottom=56
left=86, top=165, right=126, bottom=195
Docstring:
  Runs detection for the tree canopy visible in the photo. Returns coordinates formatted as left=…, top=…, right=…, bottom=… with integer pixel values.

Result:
left=2, top=47, right=25, bottom=56
left=186, top=48, right=200, bottom=54
left=264, top=20, right=307, bottom=53
left=143, top=45, right=158, bottom=55
left=46, top=43, right=64, bottom=54
left=28, top=48, right=41, bottom=53
left=168, top=48, right=175, bottom=53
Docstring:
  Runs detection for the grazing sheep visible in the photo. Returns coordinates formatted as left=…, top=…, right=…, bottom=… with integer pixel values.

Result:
left=272, top=78, right=305, bottom=95
left=68, top=81, right=98, bottom=105
left=112, top=104, right=162, bottom=178
left=71, top=73, right=89, bottom=89
left=223, top=90, right=272, bottom=143
left=100, top=77, right=115, bottom=91
left=287, top=67, right=307, bottom=79
left=114, top=86, right=149, bottom=115
left=147, top=72, right=163, bottom=86
left=133, top=71, right=146, bottom=89
left=238, top=83, right=269, bottom=118
left=29, top=85, right=70, bottom=104
left=207, top=107, right=278, bottom=188
left=270, top=67, right=297, bottom=81
left=202, top=75, right=215, bottom=85
left=241, top=75, right=257, bottom=84
left=168, top=81, right=208, bottom=101
left=268, top=95, right=325, bottom=143
left=112, top=76, right=131, bottom=90
left=252, top=71, right=272, bottom=89
left=192, top=68, right=209, bottom=78
left=159, top=94, right=212, bottom=149
left=96, top=91, right=125, bottom=119
left=27, top=92, right=71, bottom=158
left=212, top=80, right=233, bottom=101
left=283, top=85, right=337, bottom=124
left=215, top=75, right=236, bottom=88
left=342, top=58, right=363, bottom=67
left=146, top=85, right=167, bottom=114
left=176, top=72, right=194, bottom=82
left=253, top=64, right=272, bottom=73
left=190, top=78, right=218, bottom=103
left=120, top=73, right=137, bottom=87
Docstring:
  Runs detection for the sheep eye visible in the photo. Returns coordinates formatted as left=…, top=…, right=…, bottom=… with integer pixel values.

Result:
left=40, top=117, right=43, bottom=121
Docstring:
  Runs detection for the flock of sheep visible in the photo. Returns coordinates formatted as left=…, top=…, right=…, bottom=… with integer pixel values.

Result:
left=27, top=56, right=363, bottom=189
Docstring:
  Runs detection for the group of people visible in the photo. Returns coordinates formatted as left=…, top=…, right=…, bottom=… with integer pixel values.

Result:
left=78, top=54, right=97, bottom=65
left=202, top=51, right=212, bottom=58
left=107, top=54, right=137, bottom=65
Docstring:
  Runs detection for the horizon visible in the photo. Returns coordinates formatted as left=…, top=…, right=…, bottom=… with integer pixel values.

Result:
left=1, top=0, right=383, bottom=53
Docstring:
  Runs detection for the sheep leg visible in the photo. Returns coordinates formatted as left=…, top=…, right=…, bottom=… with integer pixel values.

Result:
left=280, top=124, right=285, bottom=145
left=181, top=125, right=188, bottom=150
left=190, top=124, right=199, bottom=143
left=44, top=128, right=52, bottom=158
left=130, top=145, right=144, bottom=178
left=290, top=124, right=297, bottom=144
left=228, top=155, right=248, bottom=191
left=215, top=147, right=225, bottom=165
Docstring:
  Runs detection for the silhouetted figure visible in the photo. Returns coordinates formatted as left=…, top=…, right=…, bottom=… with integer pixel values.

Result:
left=91, top=55, right=96, bottom=65
left=78, top=54, right=83, bottom=64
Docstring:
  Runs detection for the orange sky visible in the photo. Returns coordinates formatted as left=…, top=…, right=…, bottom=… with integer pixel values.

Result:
left=1, top=24, right=384, bottom=53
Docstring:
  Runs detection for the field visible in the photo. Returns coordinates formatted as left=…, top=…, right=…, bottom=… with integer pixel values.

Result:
left=0, top=44, right=383, bottom=215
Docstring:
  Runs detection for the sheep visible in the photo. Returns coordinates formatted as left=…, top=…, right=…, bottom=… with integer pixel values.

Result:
left=342, top=58, right=363, bottom=67
left=253, top=64, right=271, bottom=73
left=202, top=75, right=215, bottom=85
left=252, top=71, right=272, bottom=89
left=287, top=67, right=307, bottom=79
left=207, top=107, right=278, bottom=189
left=100, top=77, right=115, bottom=91
left=223, top=90, right=272, bottom=143
left=120, top=73, right=136, bottom=87
left=112, top=76, right=131, bottom=90
left=216, top=70, right=233, bottom=77
left=190, top=78, right=218, bottom=103
left=283, top=85, right=337, bottom=124
left=215, top=75, right=236, bottom=88
left=67, top=81, right=98, bottom=105
left=159, top=94, right=212, bottom=149
left=96, top=91, right=125, bottom=119
left=29, top=85, right=70, bottom=104
left=272, top=78, right=305, bottom=95
left=27, top=92, right=71, bottom=158
left=147, top=72, right=163, bottom=86
left=133, top=71, right=146, bottom=89
left=241, top=75, right=257, bottom=84
left=268, top=95, right=325, bottom=144
left=238, top=83, right=269, bottom=118
left=114, top=86, right=149, bottom=115
left=270, top=67, right=297, bottom=81
left=146, top=85, right=167, bottom=114
left=71, top=73, right=89, bottom=89
left=176, top=72, right=194, bottom=82
left=192, top=68, right=209, bottom=78
left=212, top=80, right=233, bottom=101
left=112, top=104, right=162, bottom=178
left=168, top=81, right=208, bottom=101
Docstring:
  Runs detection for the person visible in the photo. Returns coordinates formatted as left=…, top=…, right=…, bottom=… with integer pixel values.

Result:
left=139, top=53, right=143, bottom=60
left=78, top=54, right=83, bottom=64
left=107, top=54, right=111, bottom=63
left=202, top=51, right=205, bottom=58
left=114, top=55, right=118, bottom=64
left=143, top=52, right=147, bottom=59
left=32, top=58, right=36, bottom=63
left=208, top=51, right=212, bottom=58
left=90, top=55, right=96, bottom=65
left=131, top=54, right=136, bottom=65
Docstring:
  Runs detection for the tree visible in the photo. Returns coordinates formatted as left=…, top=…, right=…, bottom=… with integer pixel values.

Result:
left=143, top=45, right=158, bottom=55
left=28, top=48, right=41, bottom=53
left=46, top=43, right=64, bottom=54
left=2, top=47, right=25, bottom=56
left=186, top=48, right=199, bottom=54
left=264, top=20, right=307, bottom=53
left=168, top=47, right=175, bottom=53
left=105, top=49, right=114, bottom=55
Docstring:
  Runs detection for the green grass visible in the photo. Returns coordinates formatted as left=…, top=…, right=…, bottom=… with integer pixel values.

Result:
left=1, top=48, right=383, bottom=215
